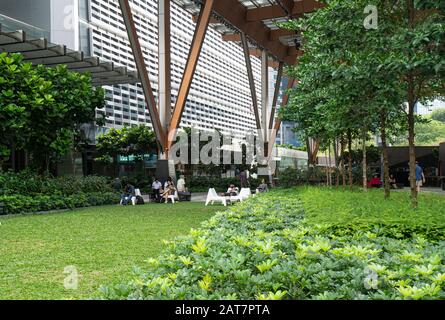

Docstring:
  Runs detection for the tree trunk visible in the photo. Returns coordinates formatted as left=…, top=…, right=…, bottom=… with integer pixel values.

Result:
left=340, top=135, right=347, bottom=188
left=328, top=142, right=332, bottom=187
left=305, top=137, right=312, bottom=183
left=380, top=111, right=391, bottom=199
left=347, top=130, right=353, bottom=190
left=11, top=142, right=16, bottom=172
left=408, top=80, right=417, bottom=207
left=362, top=129, right=368, bottom=192
left=334, top=138, right=339, bottom=188
left=407, top=0, right=418, bottom=208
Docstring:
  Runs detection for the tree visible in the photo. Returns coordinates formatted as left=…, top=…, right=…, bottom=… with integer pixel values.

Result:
left=0, top=53, right=105, bottom=173
left=0, top=53, right=50, bottom=170
left=96, top=125, right=157, bottom=177
left=28, top=64, right=105, bottom=172
left=431, top=108, right=445, bottom=123
left=380, top=0, right=444, bottom=206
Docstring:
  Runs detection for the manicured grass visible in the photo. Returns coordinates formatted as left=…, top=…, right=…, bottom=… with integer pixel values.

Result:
left=297, top=187, right=445, bottom=232
left=0, top=203, right=221, bottom=300
left=298, top=187, right=445, bottom=226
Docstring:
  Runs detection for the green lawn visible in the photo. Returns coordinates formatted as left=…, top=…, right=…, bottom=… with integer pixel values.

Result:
left=0, top=203, right=221, bottom=300
left=298, top=187, right=445, bottom=228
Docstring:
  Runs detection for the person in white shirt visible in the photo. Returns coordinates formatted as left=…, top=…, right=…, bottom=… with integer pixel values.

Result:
left=177, top=175, right=187, bottom=192
left=152, top=177, right=162, bottom=202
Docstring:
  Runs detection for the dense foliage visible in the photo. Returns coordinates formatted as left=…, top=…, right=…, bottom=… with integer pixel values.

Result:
left=0, top=192, right=119, bottom=215
left=0, top=53, right=105, bottom=172
left=0, top=170, right=118, bottom=215
left=99, top=188, right=445, bottom=300
left=281, top=0, right=444, bottom=204
left=431, top=109, right=445, bottom=123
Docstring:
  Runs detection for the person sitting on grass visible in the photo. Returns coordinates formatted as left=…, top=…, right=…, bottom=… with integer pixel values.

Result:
left=120, top=182, right=135, bottom=205
left=256, top=179, right=269, bottom=193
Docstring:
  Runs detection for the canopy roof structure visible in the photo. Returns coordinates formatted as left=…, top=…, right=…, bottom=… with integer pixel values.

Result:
left=177, top=0, right=323, bottom=65
left=0, top=26, right=139, bottom=86
left=115, top=0, right=324, bottom=155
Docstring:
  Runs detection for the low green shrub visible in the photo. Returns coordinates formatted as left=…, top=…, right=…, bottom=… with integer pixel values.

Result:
left=99, top=189, right=445, bottom=300
left=0, top=192, right=119, bottom=215
left=0, top=170, right=114, bottom=196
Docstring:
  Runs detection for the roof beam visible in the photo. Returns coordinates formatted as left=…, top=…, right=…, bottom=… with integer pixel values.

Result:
left=223, top=29, right=296, bottom=42
left=192, top=14, right=219, bottom=24
left=212, top=0, right=293, bottom=64
left=246, top=0, right=324, bottom=21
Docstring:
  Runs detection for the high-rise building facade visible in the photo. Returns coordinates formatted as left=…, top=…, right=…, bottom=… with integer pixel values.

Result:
left=86, top=0, right=264, bottom=140
left=1, top=0, right=266, bottom=141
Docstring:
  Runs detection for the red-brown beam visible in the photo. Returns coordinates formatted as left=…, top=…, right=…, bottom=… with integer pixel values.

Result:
left=241, top=32, right=261, bottom=130
left=167, top=0, right=214, bottom=150
left=117, top=0, right=165, bottom=150
left=212, top=0, right=293, bottom=64
left=269, top=62, right=284, bottom=129
left=268, top=77, right=296, bottom=156
left=246, top=0, right=324, bottom=21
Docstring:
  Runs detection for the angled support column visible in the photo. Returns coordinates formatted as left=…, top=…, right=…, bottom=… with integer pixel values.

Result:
left=241, top=32, right=261, bottom=130
left=167, top=0, right=214, bottom=151
left=118, top=0, right=165, bottom=150
left=268, top=77, right=295, bottom=157
left=261, top=50, right=269, bottom=144
left=158, top=0, right=172, bottom=156
left=269, top=62, right=284, bottom=129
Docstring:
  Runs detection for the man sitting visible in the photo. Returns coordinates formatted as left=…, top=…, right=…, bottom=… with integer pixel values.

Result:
left=120, top=182, right=136, bottom=205
left=151, top=177, right=162, bottom=202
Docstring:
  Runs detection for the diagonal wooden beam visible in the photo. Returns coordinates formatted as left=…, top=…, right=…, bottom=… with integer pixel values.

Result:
left=269, top=62, right=284, bottom=130
left=212, top=0, right=293, bottom=64
left=241, top=32, right=261, bottom=130
left=118, top=0, right=165, bottom=150
left=268, top=77, right=296, bottom=156
left=246, top=0, right=324, bottom=21
left=167, top=0, right=214, bottom=150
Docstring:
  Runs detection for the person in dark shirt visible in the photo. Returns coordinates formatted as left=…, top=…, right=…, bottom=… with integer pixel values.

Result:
left=120, top=183, right=135, bottom=205
left=415, top=161, right=426, bottom=193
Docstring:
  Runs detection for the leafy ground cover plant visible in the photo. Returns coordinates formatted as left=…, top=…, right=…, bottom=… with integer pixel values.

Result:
left=99, top=188, right=445, bottom=300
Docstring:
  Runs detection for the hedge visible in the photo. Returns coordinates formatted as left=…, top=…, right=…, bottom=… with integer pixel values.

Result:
left=0, top=192, right=120, bottom=215
left=0, top=170, right=114, bottom=196
left=99, top=189, right=445, bottom=300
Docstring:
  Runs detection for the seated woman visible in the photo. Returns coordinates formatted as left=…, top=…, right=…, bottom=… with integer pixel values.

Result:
left=256, top=179, right=269, bottom=193
left=389, top=174, right=398, bottom=189
left=161, top=179, right=176, bottom=203
left=223, top=184, right=239, bottom=196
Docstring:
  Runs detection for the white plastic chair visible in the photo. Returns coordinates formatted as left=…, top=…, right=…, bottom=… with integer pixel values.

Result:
left=168, top=190, right=179, bottom=204
left=205, top=188, right=227, bottom=206
left=230, top=188, right=251, bottom=202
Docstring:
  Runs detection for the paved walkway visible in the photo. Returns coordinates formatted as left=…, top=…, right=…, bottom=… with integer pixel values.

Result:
left=394, top=187, right=445, bottom=195
left=141, top=192, right=208, bottom=203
